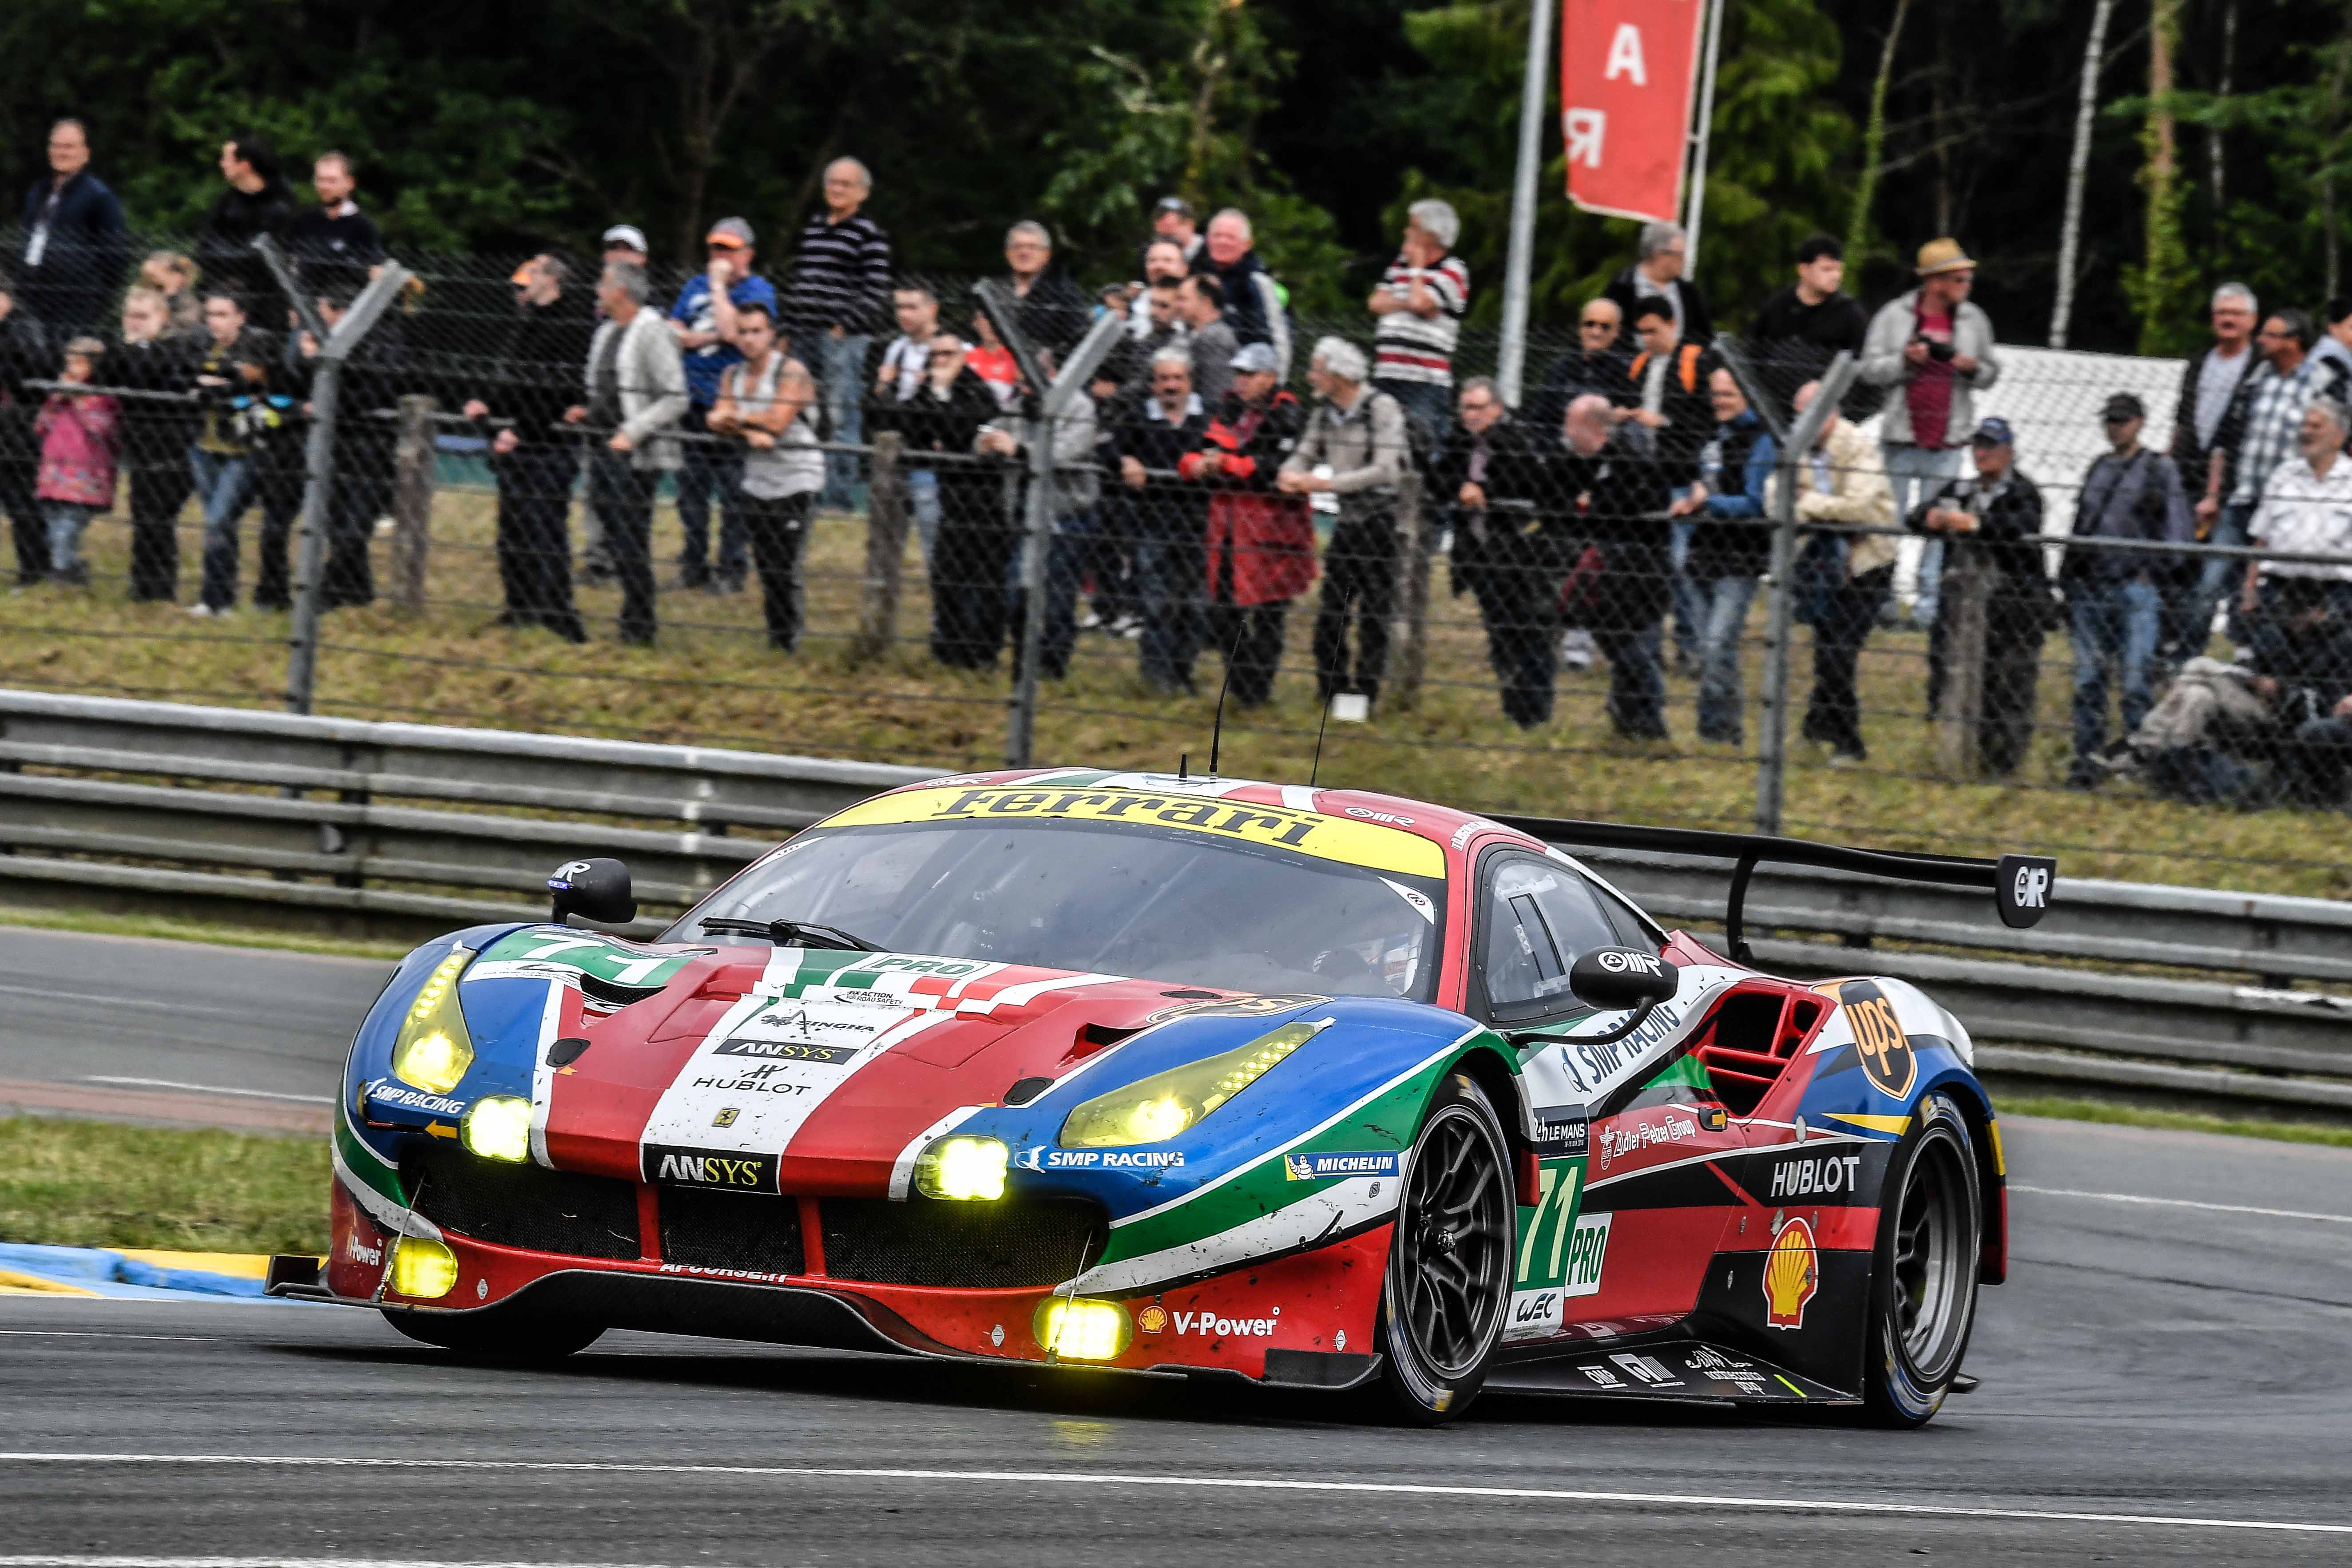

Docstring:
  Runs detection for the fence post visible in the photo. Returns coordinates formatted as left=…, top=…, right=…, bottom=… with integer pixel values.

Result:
left=855, top=432, right=906, bottom=666
left=1390, top=472, right=1430, bottom=710
left=1934, top=539, right=1991, bottom=778
left=391, top=394, right=435, bottom=611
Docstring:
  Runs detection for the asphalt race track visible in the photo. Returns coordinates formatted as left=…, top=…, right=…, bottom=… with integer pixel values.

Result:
left=4, top=927, right=2352, bottom=1562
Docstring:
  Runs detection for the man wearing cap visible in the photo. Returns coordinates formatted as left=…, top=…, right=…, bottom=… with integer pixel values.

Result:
left=1860, top=238, right=2001, bottom=631
left=1907, top=417, right=2048, bottom=777
left=784, top=158, right=891, bottom=509
left=1181, top=342, right=1313, bottom=707
left=1281, top=337, right=1408, bottom=709
left=667, top=215, right=777, bottom=592
left=565, top=260, right=686, bottom=645
left=2066, top=392, right=2193, bottom=786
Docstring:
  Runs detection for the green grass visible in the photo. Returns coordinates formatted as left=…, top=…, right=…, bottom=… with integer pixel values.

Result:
left=0, top=1117, right=330, bottom=1254
left=0, top=904, right=410, bottom=961
left=6, top=485, right=2352, bottom=896
left=1998, top=1093, right=2352, bottom=1151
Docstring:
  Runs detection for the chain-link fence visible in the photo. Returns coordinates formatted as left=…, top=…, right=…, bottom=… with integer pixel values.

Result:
left=6, top=234, right=2352, bottom=897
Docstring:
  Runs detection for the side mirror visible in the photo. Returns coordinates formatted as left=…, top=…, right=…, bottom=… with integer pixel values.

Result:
left=1569, top=947, right=1678, bottom=1012
left=548, top=857, right=636, bottom=926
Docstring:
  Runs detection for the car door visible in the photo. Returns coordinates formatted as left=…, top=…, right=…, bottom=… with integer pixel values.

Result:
left=1468, top=848, right=1748, bottom=1340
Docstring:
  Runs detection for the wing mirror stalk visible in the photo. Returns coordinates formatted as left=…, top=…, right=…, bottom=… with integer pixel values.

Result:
left=1506, top=948, right=1681, bottom=1049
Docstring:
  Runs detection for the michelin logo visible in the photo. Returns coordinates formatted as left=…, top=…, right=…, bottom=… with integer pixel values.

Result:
left=1016, top=1148, right=1186, bottom=1171
left=1283, top=1150, right=1401, bottom=1181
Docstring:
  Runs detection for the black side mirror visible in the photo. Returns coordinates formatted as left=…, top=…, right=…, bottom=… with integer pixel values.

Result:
left=1569, top=947, right=1679, bottom=1012
left=548, top=857, right=635, bottom=926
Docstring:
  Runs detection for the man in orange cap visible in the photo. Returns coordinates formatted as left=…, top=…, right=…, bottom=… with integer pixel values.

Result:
left=667, top=215, right=777, bottom=592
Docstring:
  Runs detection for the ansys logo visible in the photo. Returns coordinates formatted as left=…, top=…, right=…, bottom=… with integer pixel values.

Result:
left=644, top=1144, right=777, bottom=1193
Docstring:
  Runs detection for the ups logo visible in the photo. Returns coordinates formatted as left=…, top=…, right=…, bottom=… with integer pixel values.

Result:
left=1839, top=980, right=1916, bottom=1099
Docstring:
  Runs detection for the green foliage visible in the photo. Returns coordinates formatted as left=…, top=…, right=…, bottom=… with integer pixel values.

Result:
left=0, top=1116, right=329, bottom=1254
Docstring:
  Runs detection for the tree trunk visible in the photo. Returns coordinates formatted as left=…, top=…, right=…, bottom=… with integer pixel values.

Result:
left=2049, top=0, right=2116, bottom=348
left=2134, top=0, right=2194, bottom=354
left=2328, top=10, right=2351, bottom=302
left=2209, top=0, right=2237, bottom=213
left=1845, top=0, right=1913, bottom=266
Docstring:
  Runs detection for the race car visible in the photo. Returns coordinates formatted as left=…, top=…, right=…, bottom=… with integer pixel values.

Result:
left=270, top=767, right=2056, bottom=1425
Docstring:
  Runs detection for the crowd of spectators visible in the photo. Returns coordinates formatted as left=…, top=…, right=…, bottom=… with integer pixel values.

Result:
left=9, top=115, right=2352, bottom=810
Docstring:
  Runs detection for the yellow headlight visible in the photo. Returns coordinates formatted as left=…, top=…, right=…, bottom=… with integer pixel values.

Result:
left=461, top=1095, right=533, bottom=1162
left=916, top=1135, right=1008, bottom=1201
left=1059, top=1019, right=1328, bottom=1149
left=1035, top=1296, right=1131, bottom=1361
left=391, top=947, right=474, bottom=1095
left=389, top=1236, right=459, bottom=1299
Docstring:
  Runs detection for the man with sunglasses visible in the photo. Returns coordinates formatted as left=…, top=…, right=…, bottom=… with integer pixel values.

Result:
left=1524, top=296, right=1631, bottom=436
left=2065, top=392, right=2193, bottom=786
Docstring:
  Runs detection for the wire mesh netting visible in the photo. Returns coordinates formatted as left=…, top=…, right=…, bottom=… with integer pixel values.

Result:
left=6, top=233, right=2352, bottom=897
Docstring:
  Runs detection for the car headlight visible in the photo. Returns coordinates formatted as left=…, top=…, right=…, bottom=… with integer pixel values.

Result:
left=389, top=1236, right=459, bottom=1299
left=1035, top=1296, right=1130, bottom=1360
left=1059, top=1018, right=1329, bottom=1149
left=392, top=947, right=475, bottom=1095
left=915, top=1135, right=1008, bottom=1200
left=461, top=1095, right=533, bottom=1162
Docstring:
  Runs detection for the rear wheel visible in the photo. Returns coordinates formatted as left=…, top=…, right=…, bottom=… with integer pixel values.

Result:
left=1860, top=1092, right=1982, bottom=1426
left=383, top=1306, right=604, bottom=1362
left=1375, top=1072, right=1514, bottom=1425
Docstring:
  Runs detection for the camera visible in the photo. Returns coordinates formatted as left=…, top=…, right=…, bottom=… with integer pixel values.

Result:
left=1912, top=333, right=1956, bottom=363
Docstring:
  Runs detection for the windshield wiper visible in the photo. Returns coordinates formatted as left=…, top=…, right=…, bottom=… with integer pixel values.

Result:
left=698, top=917, right=883, bottom=952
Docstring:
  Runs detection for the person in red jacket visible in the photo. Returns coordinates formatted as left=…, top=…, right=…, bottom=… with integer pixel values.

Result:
left=1178, top=342, right=1314, bottom=707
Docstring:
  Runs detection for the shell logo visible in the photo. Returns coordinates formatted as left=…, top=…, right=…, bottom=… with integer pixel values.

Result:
left=1136, top=1303, right=1169, bottom=1334
left=1763, top=1215, right=1819, bottom=1330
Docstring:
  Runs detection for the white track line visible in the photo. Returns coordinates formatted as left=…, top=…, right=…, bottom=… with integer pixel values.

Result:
left=2010, top=1184, right=2352, bottom=1225
left=0, top=1331, right=208, bottom=1342
left=0, top=1453, right=2341, bottom=1536
left=0, top=1560, right=649, bottom=1568
left=83, top=1077, right=333, bottom=1104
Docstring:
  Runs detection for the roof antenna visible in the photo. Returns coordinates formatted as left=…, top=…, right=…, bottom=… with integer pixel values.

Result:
left=1178, top=751, right=1189, bottom=780
left=1206, top=621, right=1241, bottom=779
left=1309, top=691, right=1334, bottom=788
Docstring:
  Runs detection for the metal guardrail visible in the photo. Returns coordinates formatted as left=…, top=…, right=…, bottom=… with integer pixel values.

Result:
left=3, top=688, right=2350, bottom=1115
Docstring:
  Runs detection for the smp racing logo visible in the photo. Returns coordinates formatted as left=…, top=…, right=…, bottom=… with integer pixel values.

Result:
left=1837, top=980, right=1916, bottom=1099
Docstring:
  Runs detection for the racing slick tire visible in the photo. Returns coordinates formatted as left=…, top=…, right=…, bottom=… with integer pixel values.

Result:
left=383, top=1306, right=605, bottom=1362
left=1374, top=1071, right=1514, bottom=1425
left=1859, top=1091, right=1983, bottom=1427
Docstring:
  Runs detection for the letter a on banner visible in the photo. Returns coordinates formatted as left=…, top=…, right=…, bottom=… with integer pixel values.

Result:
left=1561, top=0, right=1707, bottom=223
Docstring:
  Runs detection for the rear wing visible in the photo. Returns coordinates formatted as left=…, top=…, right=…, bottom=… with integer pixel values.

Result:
left=1489, top=815, right=2057, bottom=965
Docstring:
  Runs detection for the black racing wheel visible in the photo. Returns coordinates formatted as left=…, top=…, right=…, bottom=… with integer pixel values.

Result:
left=1376, top=1071, right=1515, bottom=1425
left=383, top=1305, right=605, bottom=1362
left=1860, top=1091, right=1983, bottom=1426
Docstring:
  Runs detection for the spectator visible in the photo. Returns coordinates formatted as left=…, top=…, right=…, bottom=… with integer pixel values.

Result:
left=784, top=157, right=891, bottom=509
left=2254, top=577, right=2352, bottom=808
left=1746, top=232, right=1868, bottom=418
left=1281, top=337, right=1406, bottom=709
left=293, top=278, right=406, bottom=611
left=1558, top=393, right=1677, bottom=738
left=1202, top=209, right=1292, bottom=378
left=1368, top=198, right=1469, bottom=451
left=564, top=260, right=686, bottom=645
left=2197, top=309, right=2331, bottom=648
left=1001, top=220, right=1089, bottom=355
left=2066, top=392, right=2194, bottom=787
left=185, top=286, right=274, bottom=616
left=1127, top=237, right=1195, bottom=339
left=899, top=334, right=1007, bottom=667
left=16, top=119, right=128, bottom=331
left=32, top=336, right=118, bottom=586
left=977, top=353, right=1100, bottom=679
left=873, top=282, right=942, bottom=562
left=0, top=270, right=51, bottom=584
left=1859, top=238, right=1999, bottom=631
left=1127, top=278, right=1188, bottom=391
left=2314, top=298, right=2352, bottom=389
left=1116, top=347, right=1213, bottom=692
left=2242, top=397, right=2352, bottom=628
left=1601, top=221, right=1713, bottom=353
left=1140, top=195, right=1204, bottom=278
left=1524, top=296, right=1630, bottom=439
left=197, top=133, right=295, bottom=319
left=667, top=215, right=776, bottom=593
left=287, top=151, right=386, bottom=294
left=577, top=226, right=653, bottom=589
left=600, top=225, right=650, bottom=271
left=1181, top=341, right=1312, bottom=707
left=1435, top=375, right=1556, bottom=727
left=2166, top=282, right=2261, bottom=663
left=139, top=250, right=203, bottom=337
left=1908, top=417, right=2051, bottom=777
left=464, top=252, right=593, bottom=642
left=1176, top=274, right=1238, bottom=410
left=112, top=284, right=198, bottom=601
left=710, top=302, right=824, bottom=652
left=1782, top=379, right=1896, bottom=763
left=1688, top=367, right=1778, bottom=744
left=965, top=310, right=1022, bottom=407
left=1624, top=296, right=1716, bottom=674
left=242, top=314, right=309, bottom=611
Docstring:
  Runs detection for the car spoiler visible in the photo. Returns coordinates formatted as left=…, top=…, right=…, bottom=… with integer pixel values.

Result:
left=1488, top=815, right=2057, bottom=965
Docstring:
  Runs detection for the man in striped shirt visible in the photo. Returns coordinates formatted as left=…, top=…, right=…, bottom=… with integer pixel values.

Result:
left=784, top=157, right=892, bottom=507
left=1368, top=198, right=1468, bottom=454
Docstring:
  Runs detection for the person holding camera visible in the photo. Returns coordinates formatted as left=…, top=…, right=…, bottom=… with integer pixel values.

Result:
left=1860, top=238, right=2000, bottom=631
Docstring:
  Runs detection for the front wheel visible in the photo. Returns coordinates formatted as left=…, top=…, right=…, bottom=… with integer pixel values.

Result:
left=1860, top=1091, right=1983, bottom=1426
left=1375, top=1071, right=1515, bottom=1425
left=383, top=1305, right=604, bottom=1362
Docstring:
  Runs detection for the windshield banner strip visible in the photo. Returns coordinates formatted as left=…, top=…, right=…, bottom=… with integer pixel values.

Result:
left=821, top=787, right=1445, bottom=879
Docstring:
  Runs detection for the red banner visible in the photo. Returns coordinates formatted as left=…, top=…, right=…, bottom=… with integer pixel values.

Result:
left=1561, top=0, right=1707, bottom=224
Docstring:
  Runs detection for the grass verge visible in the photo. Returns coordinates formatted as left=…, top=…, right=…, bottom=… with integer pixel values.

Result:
left=0, top=904, right=410, bottom=961
left=0, top=1117, right=330, bottom=1255
left=1999, top=1093, right=2352, bottom=1152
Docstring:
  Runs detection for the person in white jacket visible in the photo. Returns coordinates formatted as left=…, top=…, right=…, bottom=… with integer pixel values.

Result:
left=565, top=261, right=686, bottom=643
left=1860, top=238, right=2000, bottom=630
left=1773, top=380, right=1895, bottom=763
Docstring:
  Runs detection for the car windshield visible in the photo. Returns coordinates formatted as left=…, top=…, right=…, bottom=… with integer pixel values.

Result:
left=663, top=819, right=1446, bottom=1001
